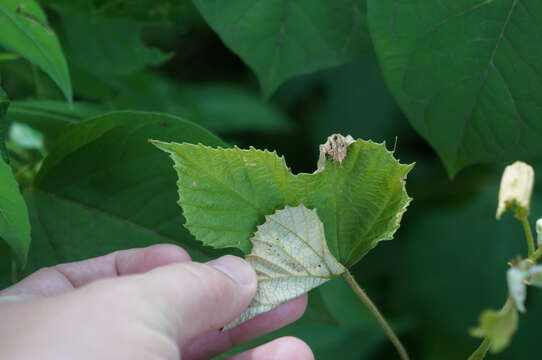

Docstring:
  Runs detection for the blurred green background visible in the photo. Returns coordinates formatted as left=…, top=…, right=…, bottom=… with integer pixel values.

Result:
left=1, top=1, right=542, bottom=359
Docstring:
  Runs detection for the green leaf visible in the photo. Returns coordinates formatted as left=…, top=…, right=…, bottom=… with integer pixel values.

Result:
left=470, top=299, right=518, bottom=354
left=7, top=100, right=105, bottom=138
left=0, top=240, right=13, bottom=289
left=0, top=0, right=72, bottom=101
left=368, top=0, right=542, bottom=176
left=41, top=0, right=196, bottom=25
left=0, top=157, right=31, bottom=266
left=111, top=75, right=292, bottom=135
left=179, top=83, right=292, bottom=134
left=153, top=134, right=413, bottom=267
left=24, top=111, right=227, bottom=273
left=59, top=12, right=171, bottom=80
left=225, top=205, right=345, bottom=329
left=193, top=0, right=371, bottom=96
left=0, top=86, right=9, bottom=161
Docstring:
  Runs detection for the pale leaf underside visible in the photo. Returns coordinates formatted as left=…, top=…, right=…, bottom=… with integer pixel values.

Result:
left=224, top=205, right=345, bottom=330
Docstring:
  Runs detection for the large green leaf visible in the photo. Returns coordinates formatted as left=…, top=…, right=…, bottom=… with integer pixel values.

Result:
left=111, top=75, right=292, bottom=135
left=368, top=0, right=542, bottom=176
left=154, top=137, right=412, bottom=267
left=0, top=0, right=72, bottom=101
left=23, top=111, right=227, bottom=273
left=7, top=100, right=105, bottom=138
left=0, top=86, right=8, bottom=160
left=59, top=12, right=170, bottom=80
left=193, top=0, right=371, bottom=96
left=0, top=157, right=31, bottom=266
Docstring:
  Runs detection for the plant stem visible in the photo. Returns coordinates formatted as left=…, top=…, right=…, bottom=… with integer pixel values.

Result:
left=468, top=337, right=490, bottom=360
left=519, top=216, right=536, bottom=258
left=343, top=270, right=409, bottom=360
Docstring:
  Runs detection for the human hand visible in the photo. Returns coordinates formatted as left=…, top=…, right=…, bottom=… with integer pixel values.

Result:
left=0, top=244, right=313, bottom=360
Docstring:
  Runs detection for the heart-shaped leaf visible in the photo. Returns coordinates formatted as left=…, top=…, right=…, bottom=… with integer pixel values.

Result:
left=225, top=205, right=345, bottom=329
left=368, top=0, right=542, bottom=176
left=153, top=134, right=413, bottom=267
left=192, top=0, right=371, bottom=96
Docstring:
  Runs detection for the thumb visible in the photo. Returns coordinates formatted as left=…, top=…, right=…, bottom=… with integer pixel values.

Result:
left=122, top=255, right=257, bottom=344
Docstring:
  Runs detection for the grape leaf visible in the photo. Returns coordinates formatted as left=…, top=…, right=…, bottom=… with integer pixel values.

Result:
left=0, top=157, right=31, bottom=266
left=192, top=0, right=371, bottom=96
left=225, top=205, right=345, bottom=329
left=153, top=134, right=413, bottom=267
left=368, top=0, right=542, bottom=176
left=0, top=0, right=72, bottom=101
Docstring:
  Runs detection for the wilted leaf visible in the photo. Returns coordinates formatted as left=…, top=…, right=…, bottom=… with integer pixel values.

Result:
left=0, top=157, right=31, bottom=266
left=0, top=0, right=72, bottom=101
left=470, top=298, right=518, bottom=354
left=225, top=205, right=345, bottom=329
left=153, top=134, right=413, bottom=267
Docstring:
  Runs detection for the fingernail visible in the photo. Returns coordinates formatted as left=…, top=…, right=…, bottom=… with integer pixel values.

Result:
left=208, top=255, right=254, bottom=286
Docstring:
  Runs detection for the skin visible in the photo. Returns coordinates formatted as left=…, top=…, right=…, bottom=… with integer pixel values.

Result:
left=0, top=244, right=313, bottom=360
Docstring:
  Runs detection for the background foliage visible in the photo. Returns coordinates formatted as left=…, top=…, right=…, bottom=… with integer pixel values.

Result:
left=1, top=0, right=542, bottom=359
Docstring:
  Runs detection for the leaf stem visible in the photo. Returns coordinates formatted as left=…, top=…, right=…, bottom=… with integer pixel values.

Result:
left=519, top=216, right=535, bottom=258
left=468, top=337, right=490, bottom=360
left=343, top=270, right=409, bottom=360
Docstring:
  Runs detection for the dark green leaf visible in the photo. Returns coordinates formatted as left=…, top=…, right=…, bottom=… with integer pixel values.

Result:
left=24, top=111, right=227, bottom=273
left=112, top=75, right=292, bottom=134
left=0, top=86, right=8, bottom=160
left=193, top=0, right=371, bottom=96
left=59, top=12, right=171, bottom=80
left=308, top=55, right=408, bottom=147
left=368, top=0, right=542, bottom=176
left=7, top=100, right=106, bottom=138
left=0, top=240, right=12, bottom=289
left=0, top=157, right=31, bottom=266
left=41, top=0, right=196, bottom=25
left=0, top=0, right=72, bottom=101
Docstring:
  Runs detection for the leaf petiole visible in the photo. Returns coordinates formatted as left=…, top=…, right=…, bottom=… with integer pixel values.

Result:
left=343, top=270, right=409, bottom=360
left=468, top=337, right=490, bottom=360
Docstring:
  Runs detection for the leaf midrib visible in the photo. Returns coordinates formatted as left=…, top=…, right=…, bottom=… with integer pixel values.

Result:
left=454, top=0, right=519, bottom=167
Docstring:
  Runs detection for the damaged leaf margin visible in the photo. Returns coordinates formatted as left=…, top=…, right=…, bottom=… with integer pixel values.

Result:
left=151, top=133, right=413, bottom=267
left=224, top=205, right=346, bottom=329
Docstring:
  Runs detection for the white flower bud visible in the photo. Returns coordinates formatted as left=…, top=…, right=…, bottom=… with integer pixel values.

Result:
left=507, top=267, right=528, bottom=313
left=528, top=265, right=542, bottom=288
left=496, top=161, right=534, bottom=219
